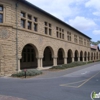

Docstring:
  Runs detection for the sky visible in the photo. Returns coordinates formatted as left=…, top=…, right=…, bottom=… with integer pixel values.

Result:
left=26, top=0, right=100, bottom=42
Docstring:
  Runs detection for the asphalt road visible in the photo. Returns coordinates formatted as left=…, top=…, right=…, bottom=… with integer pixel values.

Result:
left=0, top=62, right=100, bottom=100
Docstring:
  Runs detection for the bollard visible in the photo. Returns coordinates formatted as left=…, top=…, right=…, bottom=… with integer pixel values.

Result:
left=24, top=69, right=27, bottom=78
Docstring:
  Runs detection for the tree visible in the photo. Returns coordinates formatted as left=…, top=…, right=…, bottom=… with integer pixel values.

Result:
left=91, top=40, right=100, bottom=45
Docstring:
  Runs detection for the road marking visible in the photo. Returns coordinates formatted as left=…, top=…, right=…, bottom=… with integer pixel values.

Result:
left=78, top=71, right=100, bottom=88
left=60, top=71, right=100, bottom=88
left=60, top=79, right=87, bottom=87
left=81, top=71, right=88, bottom=75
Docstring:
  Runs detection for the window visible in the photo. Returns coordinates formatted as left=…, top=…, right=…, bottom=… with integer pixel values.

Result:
left=84, top=39, right=86, bottom=46
left=21, top=12, right=25, bottom=17
left=56, top=32, right=58, bottom=37
left=49, top=29, right=51, bottom=35
left=21, top=19, right=25, bottom=28
left=79, top=37, right=83, bottom=45
left=28, top=21, right=32, bottom=30
left=67, top=31, right=71, bottom=41
left=33, top=17, right=38, bottom=32
left=62, top=34, right=64, bottom=39
left=21, top=12, right=26, bottom=28
left=34, top=17, right=37, bottom=22
left=34, top=23, right=37, bottom=31
left=45, top=22, right=47, bottom=26
left=44, top=22, right=52, bottom=35
left=28, top=14, right=32, bottom=20
left=20, top=11, right=38, bottom=31
left=0, top=5, right=3, bottom=23
left=56, top=27, right=64, bottom=39
left=87, top=40, right=90, bottom=47
left=74, top=35, right=77, bottom=43
left=45, top=27, right=47, bottom=34
left=0, top=5, right=3, bottom=11
left=0, top=14, right=3, bottom=23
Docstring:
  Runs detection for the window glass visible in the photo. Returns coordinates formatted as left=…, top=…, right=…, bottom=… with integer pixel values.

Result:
left=0, top=5, right=3, bottom=11
left=0, top=14, right=3, bottom=23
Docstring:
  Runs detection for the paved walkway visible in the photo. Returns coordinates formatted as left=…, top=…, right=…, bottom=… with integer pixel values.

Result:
left=0, top=95, right=26, bottom=100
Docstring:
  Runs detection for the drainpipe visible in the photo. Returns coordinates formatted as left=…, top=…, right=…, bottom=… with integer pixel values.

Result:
left=15, top=1, right=19, bottom=71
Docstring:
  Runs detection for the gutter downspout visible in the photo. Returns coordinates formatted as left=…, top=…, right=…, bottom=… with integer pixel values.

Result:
left=15, top=1, right=19, bottom=71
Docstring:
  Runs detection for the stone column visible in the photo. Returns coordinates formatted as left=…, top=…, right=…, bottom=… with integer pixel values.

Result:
left=64, top=57, right=67, bottom=64
left=53, top=57, right=57, bottom=66
left=40, top=58, right=43, bottom=68
left=83, top=57, right=85, bottom=62
left=37, top=58, right=43, bottom=69
left=72, top=57, right=74, bottom=62
left=78, top=57, right=80, bottom=62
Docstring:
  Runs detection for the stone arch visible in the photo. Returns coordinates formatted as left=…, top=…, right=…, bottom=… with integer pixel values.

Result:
left=80, top=51, right=83, bottom=61
left=42, top=43, right=56, bottom=58
left=43, top=46, right=54, bottom=67
left=74, top=50, right=79, bottom=62
left=67, top=49, right=73, bottom=63
left=19, top=42, right=39, bottom=59
left=20, top=44, right=39, bottom=69
left=57, top=48, right=65, bottom=65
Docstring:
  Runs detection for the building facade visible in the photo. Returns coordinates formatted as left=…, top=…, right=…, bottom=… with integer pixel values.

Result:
left=0, top=0, right=100, bottom=75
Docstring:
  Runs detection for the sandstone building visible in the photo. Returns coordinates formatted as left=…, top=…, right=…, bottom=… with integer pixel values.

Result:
left=0, top=0, right=100, bottom=75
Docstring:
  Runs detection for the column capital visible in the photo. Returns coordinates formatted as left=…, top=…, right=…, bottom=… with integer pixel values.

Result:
left=53, top=56, right=57, bottom=59
left=36, top=57, right=43, bottom=59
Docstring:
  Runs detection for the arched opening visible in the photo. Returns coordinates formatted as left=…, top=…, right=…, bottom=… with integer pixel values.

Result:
left=97, top=52, right=98, bottom=60
left=20, top=44, right=38, bottom=69
left=57, top=48, right=64, bottom=65
left=99, top=54, right=100, bottom=59
left=43, top=47, right=53, bottom=67
left=94, top=53, right=95, bottom=61
left=84, top=51, right=87, bottom=61
left=74, top=50, right=78, bottom=61
left=67, top=49, right=73, bottom=63
left=91, top=52, right=93, bottom=60
left=80, top=51, right=83, bottom=61
left=88, top=52, right=90, bottom=61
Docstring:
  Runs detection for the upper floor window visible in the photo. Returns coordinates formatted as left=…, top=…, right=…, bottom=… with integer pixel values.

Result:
left=79, top=37, right=83, bottom=45
left=28, top=21, right=32, bottom=30
left=28, top=14, right=32, bottom=20
left=0, top=5, right=3, bottom=11
left=21, top=12, right=25, bottom=18
left=44, top=21, right=52, bottom=36
left=33, top=17, right=38, bottom=32
left=84, top=39, right=86, bottom=46
left=67, top=31, right=71, bottom=41
left=56, top=27, right=64, bottom=39
left=20, top=11, right=38, bottom=31
left=0, top=14, right=3, bottom=23
left=87, top=40, right=90, bottom=47
left=74, top=35, right=77, bottom=43
left=0, top=5, right=3, bottom=23
left=21, top=19, right=25, bottom=28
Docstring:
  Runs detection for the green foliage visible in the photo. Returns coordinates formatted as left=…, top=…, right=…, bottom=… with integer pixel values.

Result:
left=11, top=69, right=42, bottom=77
left=51, top=62, right=86, bottom=69
left=91, top=40, right=100, bottom=45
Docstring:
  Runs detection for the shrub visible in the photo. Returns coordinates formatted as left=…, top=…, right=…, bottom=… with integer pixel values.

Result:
left=11, top=69, right=42, bottom=77
left=51, top=61, right=86, bottom=70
